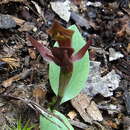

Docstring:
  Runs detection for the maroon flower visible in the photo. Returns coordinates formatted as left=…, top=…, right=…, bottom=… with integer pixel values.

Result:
left=28, top=35, right=92, bottom=72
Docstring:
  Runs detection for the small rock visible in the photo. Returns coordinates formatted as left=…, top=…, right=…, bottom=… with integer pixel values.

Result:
left=88, top=11, right=96, bottom=19
left=109, top=48, right=124, bottom=61
left=127, top=43, right=130, bottom=53
left=0, top=14, right=16, bottom=29
left=51, top=0, right=71, bottom=22
left=83, top=61, right=121, bottom=97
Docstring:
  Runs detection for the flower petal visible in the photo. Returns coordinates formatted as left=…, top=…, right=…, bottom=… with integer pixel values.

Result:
left=47, top=20, right=74, bottom=47
left=71, top=39, right=92, bottom=62
left=28, top=36, right=54, bottom=62
left=51, top=47, right=74, bottom=72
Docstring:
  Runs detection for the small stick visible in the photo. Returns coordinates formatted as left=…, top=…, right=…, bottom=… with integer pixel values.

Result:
left=69, top=120, right=89, bottom=129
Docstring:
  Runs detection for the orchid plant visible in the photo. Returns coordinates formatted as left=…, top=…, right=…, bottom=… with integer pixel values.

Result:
left=29, top=21, right=92, bottom=130
left=29, top=21, right=92, bottom=108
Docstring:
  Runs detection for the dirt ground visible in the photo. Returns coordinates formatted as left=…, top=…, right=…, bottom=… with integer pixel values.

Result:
left=0, top=0, right=130, bottom=130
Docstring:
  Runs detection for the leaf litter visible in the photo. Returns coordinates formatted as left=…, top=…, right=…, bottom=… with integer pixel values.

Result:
left=0, top=0, right=130, bottom=129
left=83, top=61, right=121, bottom=97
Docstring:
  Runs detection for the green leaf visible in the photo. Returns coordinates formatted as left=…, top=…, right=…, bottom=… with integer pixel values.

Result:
left=49, top=25, right=90, bottom=103
left=10, top=119, right=35, bottom=130
left=40, top=110, right=74, bottom=130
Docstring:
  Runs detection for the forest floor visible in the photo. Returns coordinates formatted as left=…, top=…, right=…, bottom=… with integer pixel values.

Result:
left=0, top=0, right=130, bottom=130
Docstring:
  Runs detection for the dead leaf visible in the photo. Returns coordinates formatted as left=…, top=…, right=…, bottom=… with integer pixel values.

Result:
left=12, top=16, right=25, bottom=26
left=2, top=69, right=32, bottom=88
left=116, top=29, right=126, bottom=37
left=71, top=93, right=103, bottom=124
left=28, top=48, right=37, bottom=59
left=67, top=111, right=77, bottom=120
left=104, top=120, right=117, bottom=129
left=117, top=16, right=130, bottom=37
left=11, top=16, right=37, bottom=32
left=2, top=75, right=20, bottom=88
left=33, top=86, right=47, bottom=104
left=127, top=43, right=130, bottom=53
left=0, top=57, right=20, bottom=69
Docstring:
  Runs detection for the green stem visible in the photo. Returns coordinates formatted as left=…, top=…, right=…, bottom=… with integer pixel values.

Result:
left=52, top=68, right=73, bottom=110
left=52, top=96, right=62, bottom=110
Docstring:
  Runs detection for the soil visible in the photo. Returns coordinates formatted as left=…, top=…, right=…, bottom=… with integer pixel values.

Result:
left=0, top=0, right=130, bottom=130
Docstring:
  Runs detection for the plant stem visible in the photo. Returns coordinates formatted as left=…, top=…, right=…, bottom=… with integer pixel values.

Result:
left=52, top=96, right=62, bottom=110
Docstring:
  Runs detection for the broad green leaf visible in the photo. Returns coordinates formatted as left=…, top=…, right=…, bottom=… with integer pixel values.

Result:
left=40, top=110, right=74, bottom=130
left=49, top=25, right=90, bottom=103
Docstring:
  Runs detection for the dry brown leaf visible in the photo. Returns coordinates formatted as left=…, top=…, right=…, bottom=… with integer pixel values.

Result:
left=0, top=57, right=20, bottom=69
left=127, top=43, right=130, bottom=53
left=33, top=86, right=47, bottom=104
left=117, top=16, right=130, bottom=37
left=116, top=29, right=126, bottom=37
left=2, top=75, right=20, bottom=88
left=28, top=48, right=37, bottom=59
left=104, top=120, right=118, bottom=129
left=67, top=111, right=77, bottom=120
left=71, top=93, right=103, bottom=124
left=10, top=15, right=36, bottom=32
left=2, top=69, right=31, bottom=88
left=12, top=16, right=25, bottom=26
left=18, top=22, right=36, bottom=32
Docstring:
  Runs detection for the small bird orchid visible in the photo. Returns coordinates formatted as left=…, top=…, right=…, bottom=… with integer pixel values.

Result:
left=29, top=21, right=92, bottom=108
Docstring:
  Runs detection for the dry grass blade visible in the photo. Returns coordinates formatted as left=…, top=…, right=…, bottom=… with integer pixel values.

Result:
left=0, top=57, right=20, bottom=69
left=1, top=69, right=32, bottom=87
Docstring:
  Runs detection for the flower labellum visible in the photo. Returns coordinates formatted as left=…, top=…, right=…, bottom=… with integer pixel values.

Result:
left=47, top=20, right=74, bottom=47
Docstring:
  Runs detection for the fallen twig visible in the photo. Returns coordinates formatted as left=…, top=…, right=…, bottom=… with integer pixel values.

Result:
left=0, top=94, right=70, bottom=130
left=69, top=119, right=89, bottom=129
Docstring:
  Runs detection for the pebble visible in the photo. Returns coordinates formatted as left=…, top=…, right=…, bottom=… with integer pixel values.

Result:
left=0, top=14, right=16, bottom=29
